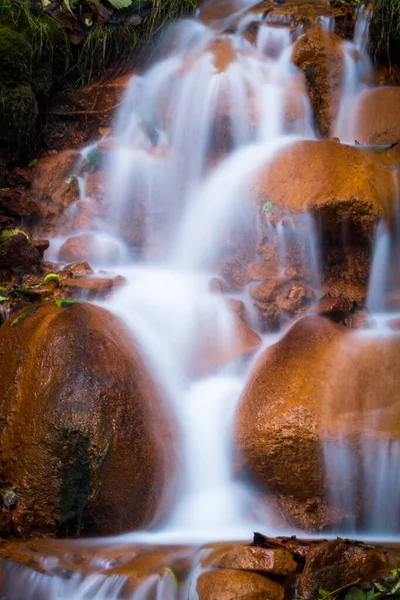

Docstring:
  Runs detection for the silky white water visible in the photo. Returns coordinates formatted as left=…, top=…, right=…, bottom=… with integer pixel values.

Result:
left=6, top=2, right=400, bottom=598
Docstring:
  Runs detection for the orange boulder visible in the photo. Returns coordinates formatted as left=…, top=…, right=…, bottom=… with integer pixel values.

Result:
left=351, top=87, right=400, bottom=145
left=291, top=26, right=344, bottom=136
left=235, top=315, right=400, bottom=530
left=0, top=302, right=176, bottom=537
left=196, top=569, right=284, bottom=600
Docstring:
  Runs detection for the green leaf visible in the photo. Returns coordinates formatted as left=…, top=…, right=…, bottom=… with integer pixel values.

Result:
left=0, top=295, right=9, bottom=303
left=262, top=200, right=273, bottom=213
left=65, top=176, right=77, bottom=185
left=84, top=17, right=93, bottom=26
left=11, top=306, right=38, bottom=327
left=43, top=273, right=62, bottom=286
left=108, top=0, right=132, bottom=9
left=163, top=567, right=178, bottom=590
left=0, top=228, right=31, bottom=245
left=28, top=158, right=38, bottom=167
left=344, top=588, right=367, bottom=600
left=54, top=299, right=83, bottom=308
left=62, top=0, right=75, bottom=15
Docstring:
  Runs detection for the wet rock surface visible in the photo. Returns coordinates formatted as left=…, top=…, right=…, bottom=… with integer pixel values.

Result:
left=197, top=568, right=285, bottom=600
left=292, top=26, right=344, bottom=136
left=0, top=535, right=393, bottom=600
left=351, top=87, right=400, bottom=145
left=298, top=540, right=389, bottom=598
left=235, top=314, right=400, bottom=531
left=0, top=302, right=176, bottom=537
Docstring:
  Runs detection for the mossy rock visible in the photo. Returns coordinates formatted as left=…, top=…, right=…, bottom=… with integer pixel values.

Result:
left=0, top=25, right=33, bottom=87
left=0, top=85, right=38, bottom=150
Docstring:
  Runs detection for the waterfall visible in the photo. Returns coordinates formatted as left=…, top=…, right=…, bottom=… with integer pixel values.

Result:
left=5, top=0, right=400, bottom=597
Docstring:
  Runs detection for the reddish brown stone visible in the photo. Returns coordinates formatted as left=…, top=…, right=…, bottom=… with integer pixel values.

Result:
left=209, top=545, right=297, bottom=576
left=33, top=239, right=50, bottom=257
left=352, top=87, right=400, bottom=145
left=30, top=151, right=80, bottom=237
left=247, top=260, right=279, bottom=282
left=59, top=234, right=120, bottom=265
left=7, top=167, right=31, bottom=188
left=276, top=281, right=314, bottom=312
left=0, top=189, right=40, bottom=217
left=197, top=569, right=284, bottom=600
left=61, top=262, right=94, bottom=278
left=0, top=231, right=40, bottom=271
left=291, top=26, right=344, bottom=136
left=299, top=540, right=388, bottom=599
left=219, top=258, right=248, bottom=291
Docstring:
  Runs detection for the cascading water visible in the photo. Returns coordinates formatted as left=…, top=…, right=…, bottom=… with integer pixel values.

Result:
left=334, top=5, right=373, bottom=142
left=5, top=0, right=400, bottom=597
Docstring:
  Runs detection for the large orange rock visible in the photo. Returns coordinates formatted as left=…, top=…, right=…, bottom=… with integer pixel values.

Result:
left=351, top=87, right=400, bottom=145
left=253, top=139, right=397, bottom=305
left=196, top=569, right=284, bottom=600
left=0, top=302, right=175, bottom=537
left=235, top=315, right=400, bottom=531
left=255, top=140, right=395, bottom=222
left=291, top=26, right=344, bottom=136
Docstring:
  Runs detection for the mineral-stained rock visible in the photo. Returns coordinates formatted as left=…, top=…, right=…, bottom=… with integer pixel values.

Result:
left=208, top=545, right=297, bottom=576
left=196, top=568, right=284, bottom=600
left=0, top=188, right=40, bottom=217
left=253, top=139, right=397, bottom=308
left=30, top=151, right=80, bottom=237
left=298, top=540, right=388, bottom=599
left=351, top=87, right=400, bottom=146
left=0, top=302, right=176, bottom=537
left=59, top=233, right=121, bottom=265
left=255, top=140, right=395, bottom=225
left=0, top=230, right=39, bottom=271
left=247, top=260, right=279, bottom=282
left=235, top=314, right=400, bottom=530
left=291, top=26, right=344, bottom=136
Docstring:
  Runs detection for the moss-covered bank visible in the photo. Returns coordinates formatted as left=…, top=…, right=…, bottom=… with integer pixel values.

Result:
left=0, top=0, right=196, bottom=160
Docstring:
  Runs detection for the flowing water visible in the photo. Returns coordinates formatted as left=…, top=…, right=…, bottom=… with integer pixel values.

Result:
left=6, top=1, right=400, bottom=597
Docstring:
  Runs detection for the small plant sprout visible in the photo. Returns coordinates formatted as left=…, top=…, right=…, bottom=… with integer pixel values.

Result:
left=263, top=200, right=273, bottom=213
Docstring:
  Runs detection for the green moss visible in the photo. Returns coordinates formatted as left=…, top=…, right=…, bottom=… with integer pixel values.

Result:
left=0, top=0, right=197, bottom=156
left=0, top=228, right=32, bottom=244
left=0, top=85, right=38, bottom=149
left=0, top=25, right=32, bottom=86
left=58, top=430, right=91, bottom=535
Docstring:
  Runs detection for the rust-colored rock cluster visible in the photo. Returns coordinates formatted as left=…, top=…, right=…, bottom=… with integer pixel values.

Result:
left=0, top=535, right=391, bottom=600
